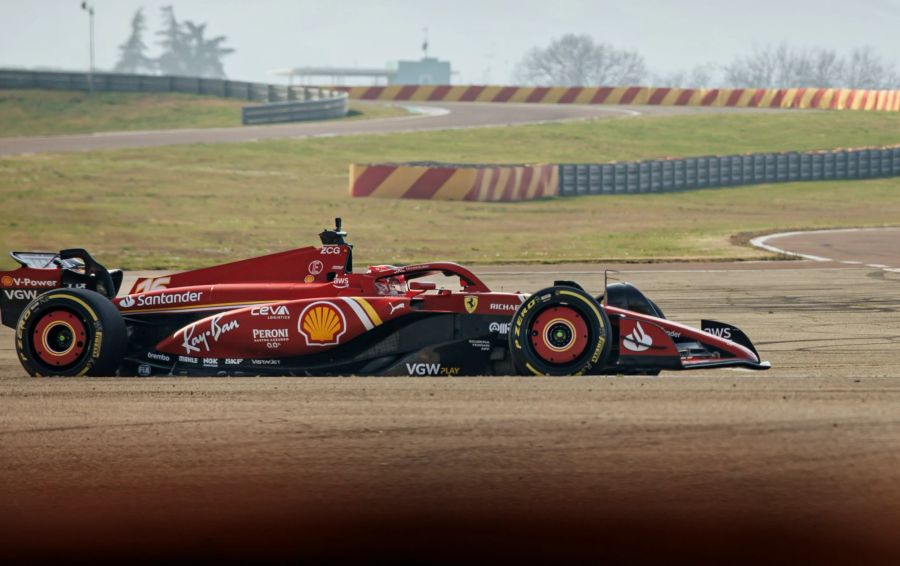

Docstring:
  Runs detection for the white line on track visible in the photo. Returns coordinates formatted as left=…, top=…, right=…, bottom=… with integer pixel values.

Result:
left=397, top=105, right=452, bottom=117
left=750, top=228, right=898, bottom=274
left=749, top=231, right=832, bottom=261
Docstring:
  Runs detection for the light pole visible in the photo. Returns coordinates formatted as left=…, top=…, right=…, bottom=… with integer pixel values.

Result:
left=80, top=1, right=94, bottom=94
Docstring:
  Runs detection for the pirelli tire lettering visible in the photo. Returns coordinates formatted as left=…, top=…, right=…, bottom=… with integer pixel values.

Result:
left=509, top=285, right=610, bottom=376
left=15, top=288, right=127, bottom=377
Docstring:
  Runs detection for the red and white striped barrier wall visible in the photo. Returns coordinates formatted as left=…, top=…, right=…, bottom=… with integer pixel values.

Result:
left=335, top=85, right=900, bottom=112
left=349, top=163, right=559, bottom=201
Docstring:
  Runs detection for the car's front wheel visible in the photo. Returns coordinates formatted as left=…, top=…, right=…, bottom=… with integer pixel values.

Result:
left=508, top=285, right=611, bottom=376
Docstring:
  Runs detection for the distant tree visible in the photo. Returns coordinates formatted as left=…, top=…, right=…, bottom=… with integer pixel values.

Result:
left=113, top=8, right=154, bottom=74
left=843, top=47, right=897, bottom=89
left=154, top=6, right=234, bottom=78
left=514, top=34, right=647, bottom=86
left=652, top=63, right=716, bottom=88
left=723, top=43, right=790, bottom=88
left=807, top=49, right=844, bottom=88
left=724, top=43, right=899, bottom=89
left=156, top=5, right=190, bottom=75
left=181, top=21, right=234, bottom=79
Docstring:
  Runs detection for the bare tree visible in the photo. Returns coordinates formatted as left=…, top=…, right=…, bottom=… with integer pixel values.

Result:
left=807, top=49, right=844, bottom=87
left=724, top=43, right=788, bottom=88
left=652, top=63, right=716, bottom=88
left=844, top=47, right=896, bottom=89
left=514, top=34, right=647, bottom=86
left=724, top=43, right=899, bottom=89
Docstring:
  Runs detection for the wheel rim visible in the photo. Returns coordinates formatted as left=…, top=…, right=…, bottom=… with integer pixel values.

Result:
left=32, top=310, right=88, bottom=368
left=529, top=306, right=589, bottom=364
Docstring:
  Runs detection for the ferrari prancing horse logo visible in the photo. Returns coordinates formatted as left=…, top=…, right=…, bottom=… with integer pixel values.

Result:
left=464, top=296, right=478, bottom=314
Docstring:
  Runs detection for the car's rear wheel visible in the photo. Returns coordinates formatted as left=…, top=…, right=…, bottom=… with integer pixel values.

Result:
left=508, top=285, right=611, bottom=375
left=16, top=288, right=126, bottom=377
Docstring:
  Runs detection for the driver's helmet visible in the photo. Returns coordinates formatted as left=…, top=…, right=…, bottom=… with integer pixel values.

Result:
left=375, top=275, right=407, bottom=296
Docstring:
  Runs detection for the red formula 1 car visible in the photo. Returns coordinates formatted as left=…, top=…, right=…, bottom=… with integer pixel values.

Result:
left=0, top=219, right=769, bottom=377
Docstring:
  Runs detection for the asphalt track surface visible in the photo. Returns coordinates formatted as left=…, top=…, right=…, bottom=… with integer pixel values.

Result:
left=753, top=227, right=900, bottom=273
left=0, top=101, right=778, bottom=155
left=2, top=230, right=899, bottom=563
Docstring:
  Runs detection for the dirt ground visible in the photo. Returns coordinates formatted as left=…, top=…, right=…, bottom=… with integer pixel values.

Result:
left=1, top=264, right=899, bottom=564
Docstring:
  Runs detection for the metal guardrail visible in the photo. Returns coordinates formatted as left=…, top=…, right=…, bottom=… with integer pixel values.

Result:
left=558, top=146, right=900, bottom=196
left=241, top=96, right=348, bottom=125
left=0, top=69, right=349, bottom=125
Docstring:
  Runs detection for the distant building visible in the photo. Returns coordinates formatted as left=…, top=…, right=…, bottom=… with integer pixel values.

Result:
left=393, top=57, right=451, bottom=85
left=272, top=56, right=453, bottom=86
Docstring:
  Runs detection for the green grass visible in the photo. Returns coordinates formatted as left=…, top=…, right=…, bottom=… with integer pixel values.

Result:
left=1, top=109, right=898, bottom=270
left=0, top=89, right=408, bottom=136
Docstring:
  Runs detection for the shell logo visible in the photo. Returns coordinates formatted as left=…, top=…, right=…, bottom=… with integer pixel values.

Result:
left=1, top=275, right=12, bottom=287
left=298, top=301, right=346, bottom=346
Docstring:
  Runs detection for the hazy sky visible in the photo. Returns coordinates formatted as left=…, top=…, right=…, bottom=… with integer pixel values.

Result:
left=1, top=0, right=898, bottom=84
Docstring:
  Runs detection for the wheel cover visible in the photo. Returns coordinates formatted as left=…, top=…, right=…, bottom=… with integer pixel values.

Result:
left=32, top=310, right=87, bottom=367
left=529, top=306, right=589, bottom=364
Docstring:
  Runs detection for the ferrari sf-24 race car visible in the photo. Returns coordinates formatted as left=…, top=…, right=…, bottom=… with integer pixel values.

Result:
left=0, top=219, right=769, bottom=377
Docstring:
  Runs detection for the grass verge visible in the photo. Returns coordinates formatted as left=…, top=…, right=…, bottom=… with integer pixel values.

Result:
left=0, top=89, right=407, bottom=136
left=1, top=109, right=898, bottom=270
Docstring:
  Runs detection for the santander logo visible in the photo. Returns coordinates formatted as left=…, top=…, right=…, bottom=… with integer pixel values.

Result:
left=120, top=295, right=136, bottom=308
left=623, top=321, right=653, bottom=352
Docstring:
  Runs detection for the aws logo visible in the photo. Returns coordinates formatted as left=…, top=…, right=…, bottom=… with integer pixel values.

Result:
left=298, top=301, right=346, bottom=346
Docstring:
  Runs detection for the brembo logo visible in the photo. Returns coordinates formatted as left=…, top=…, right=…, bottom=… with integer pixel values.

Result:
left=120, top=291, right=203, bottom=309
left=146, top=351, right=171, bottom=362
left=623, top=321, right=653, bottom=352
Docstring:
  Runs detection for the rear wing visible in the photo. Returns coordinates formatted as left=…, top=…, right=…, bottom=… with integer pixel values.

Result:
left=0, top=260, right=60, bottom=328
left=0, top=249, right=122, bottom=328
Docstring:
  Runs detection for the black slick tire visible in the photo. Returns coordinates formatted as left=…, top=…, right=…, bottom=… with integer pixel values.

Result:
left=15, top=288, right=127, bottom=377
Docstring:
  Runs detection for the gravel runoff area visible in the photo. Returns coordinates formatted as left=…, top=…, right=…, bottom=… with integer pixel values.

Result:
left=1, top=261, right=899, bottom=564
